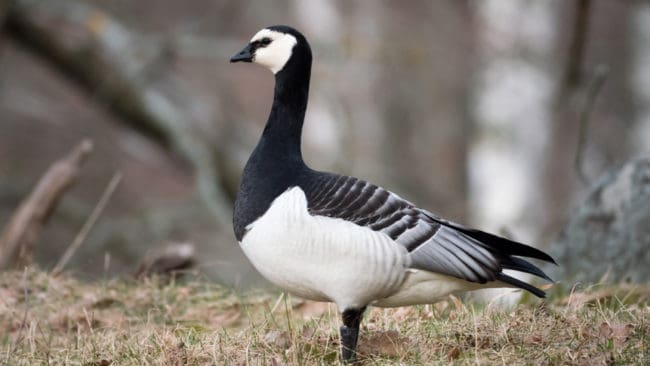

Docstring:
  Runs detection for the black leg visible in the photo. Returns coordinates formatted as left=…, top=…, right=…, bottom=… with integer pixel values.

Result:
left=340, top=306, right=366, bottom=363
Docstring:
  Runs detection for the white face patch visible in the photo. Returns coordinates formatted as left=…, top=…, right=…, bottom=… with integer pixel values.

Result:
left=250, top=29, right=297, bottom=74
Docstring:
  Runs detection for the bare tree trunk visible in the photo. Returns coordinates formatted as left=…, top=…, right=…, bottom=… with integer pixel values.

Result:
left=378, top=2, right=474, bottom=221
left=543, top=0, right=635, bottom=239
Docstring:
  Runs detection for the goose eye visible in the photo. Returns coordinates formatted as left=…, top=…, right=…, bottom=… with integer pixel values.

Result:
left=260, top=38, right=272, bottom=46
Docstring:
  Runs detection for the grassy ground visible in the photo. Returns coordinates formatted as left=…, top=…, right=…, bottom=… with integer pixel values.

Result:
left=1, top=268, right=648, bottom=365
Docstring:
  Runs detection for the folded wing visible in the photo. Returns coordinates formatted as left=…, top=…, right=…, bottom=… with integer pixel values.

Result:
left=303, top=173, right=555, bottom=297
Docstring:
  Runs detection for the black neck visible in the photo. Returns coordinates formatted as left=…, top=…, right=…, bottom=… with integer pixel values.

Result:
left=233, top=30, right=314, bottom=241
left=260, top=49, right=311, bottom=159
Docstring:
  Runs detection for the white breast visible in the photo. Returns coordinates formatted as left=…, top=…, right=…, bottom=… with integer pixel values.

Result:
left=240, top=187, right=410, bottom=310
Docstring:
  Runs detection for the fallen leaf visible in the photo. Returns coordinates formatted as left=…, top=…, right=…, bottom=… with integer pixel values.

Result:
left=52, top=313, right=102, bottom=331
left=176, top=287, right=192, bottom=298
left=563, top=289, right=622, bottom=308
left=358, top=330, right=406, bottom=358
left=84, top=360, right=111, bottom=366
left=0, top=288, right=19, bottom=307
left=598, top=322, right=612, bottom=340
left=212, top=305, right=241, bottom=327
left=434, top=300, right=450, bottom=313
left=390, top=307, right=415, bottom=322
left=597, top=322, right=634, bottom=349
left=611, top=323, right=634, bottom=348
left=525, top=334, right=543, bottom=345
left=264, top=330, right=291, bottom=349
left=302, top=326, right=316, bottom=339
left=447, top=346, right=461, bottom=360
left=91, top=297, right=120, bottom=309
left=449, top=294, right=466, bottom=312
left=167, top=341, right=187, bottom=365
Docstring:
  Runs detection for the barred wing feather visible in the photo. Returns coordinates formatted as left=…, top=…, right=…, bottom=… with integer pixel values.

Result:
left=303, top=173, right=554, bottom=296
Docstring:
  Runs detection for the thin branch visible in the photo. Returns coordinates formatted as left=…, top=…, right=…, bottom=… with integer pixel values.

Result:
left=10, top=268, right=30, bottom=361
left=0, top=139, right=93, bottom=269
left=52, top=172, right=122, bottom=276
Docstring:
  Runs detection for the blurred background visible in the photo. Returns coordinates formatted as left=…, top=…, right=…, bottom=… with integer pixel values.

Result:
left=1, top=0, right=648, bottom=287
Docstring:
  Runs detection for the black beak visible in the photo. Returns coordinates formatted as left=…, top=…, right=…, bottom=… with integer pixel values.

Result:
left=230, top=44, right=254, bottom=63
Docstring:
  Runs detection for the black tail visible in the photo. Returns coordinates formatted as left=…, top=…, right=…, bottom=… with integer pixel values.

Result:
left=451, top=225, right=557, bottom=265
left=444, top=223, right=556, bottom=298
left=501, top=256, right=553, bottom=282
left=496, top=273, right=547, bottom=298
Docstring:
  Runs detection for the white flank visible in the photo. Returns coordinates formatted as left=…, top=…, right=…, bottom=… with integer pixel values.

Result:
left=241, top=186, right=501, bottom=309
left=373, top=270, right=490, bottom=307
left=241, top=187, right=408, bottom=309
left=250, top=29, right=297, bottom=74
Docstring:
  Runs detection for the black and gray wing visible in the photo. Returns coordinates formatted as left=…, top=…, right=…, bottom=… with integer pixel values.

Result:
left=303, top=173, right=555, bottom=297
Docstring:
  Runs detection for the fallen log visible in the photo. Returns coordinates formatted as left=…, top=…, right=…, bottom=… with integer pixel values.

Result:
left=135, top=242, right=196, bottom=279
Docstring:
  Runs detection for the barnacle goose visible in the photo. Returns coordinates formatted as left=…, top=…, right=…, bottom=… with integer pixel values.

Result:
left=230, top=25, right=556, bottom=362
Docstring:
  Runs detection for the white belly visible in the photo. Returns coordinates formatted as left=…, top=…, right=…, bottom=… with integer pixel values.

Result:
left=240, top=187, right=409, bottom=309
left=373, top=270, right=487, bottom=307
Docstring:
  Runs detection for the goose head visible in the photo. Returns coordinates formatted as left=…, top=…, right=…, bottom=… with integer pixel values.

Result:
left=230, top=25, right=311, bottom=74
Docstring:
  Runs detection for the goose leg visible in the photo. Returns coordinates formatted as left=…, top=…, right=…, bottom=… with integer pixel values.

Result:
left=340, top=306, right=366, bottom=362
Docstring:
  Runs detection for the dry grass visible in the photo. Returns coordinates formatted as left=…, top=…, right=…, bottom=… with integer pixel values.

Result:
left=1, top=268, right=648, bottom=365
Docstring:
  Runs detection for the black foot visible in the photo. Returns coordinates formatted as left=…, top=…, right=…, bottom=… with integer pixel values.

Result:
left=340, top=307, right=366, bottom=363
left=340, top=324, right=359, bottom=362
